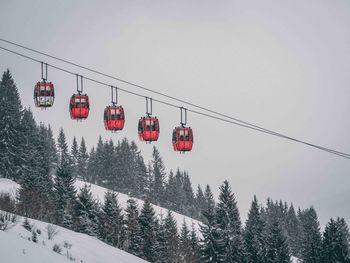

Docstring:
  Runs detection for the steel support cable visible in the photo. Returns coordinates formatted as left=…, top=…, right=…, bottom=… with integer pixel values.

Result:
left=0, top=38, right=319, bottom=135
left=2, top=38, right=349, bottom=158
left=1, top=45, right=349, bottom=159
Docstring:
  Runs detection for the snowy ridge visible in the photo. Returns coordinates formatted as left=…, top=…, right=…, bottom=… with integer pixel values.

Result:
left=0, top=178, right=202, bottom=234
left=74, top=180, right=202, bottom=235
left=0, top=211, right=148, bottom=263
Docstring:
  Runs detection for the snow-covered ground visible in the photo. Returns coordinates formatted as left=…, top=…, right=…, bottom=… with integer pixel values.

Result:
left=0, top=211, right=148, bottom=263
left=74, top=180, right=202, bottom=234
left=0, top=178, right=202, bottom=234
left=0, top=179, right=300, bottom=262
left=0, top=230, right=71, bottom=263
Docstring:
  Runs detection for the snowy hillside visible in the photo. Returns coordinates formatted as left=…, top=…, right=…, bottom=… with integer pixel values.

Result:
left=0, top=211, right=148, bottom=263
left=0, top=230, right=71, bottom=263
left=0, top=178, right=202, bottom=234
left=74, top=180, right=202, bottom=234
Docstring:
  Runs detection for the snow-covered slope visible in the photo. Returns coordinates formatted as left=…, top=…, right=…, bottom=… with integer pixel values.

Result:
left=0, top=211, right=148, bottom=263
left=74, top=180, right=202, bottom=234
left=0, top=230, right=71, bottom=263
left=0, top=178, right=202, bottom=234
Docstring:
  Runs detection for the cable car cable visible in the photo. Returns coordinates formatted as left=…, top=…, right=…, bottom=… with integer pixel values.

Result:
left=1, top=45, right=349, bottom=159
left=1, top=38, right=348, bottom=158
left=0, top=38, right=325, bottom=139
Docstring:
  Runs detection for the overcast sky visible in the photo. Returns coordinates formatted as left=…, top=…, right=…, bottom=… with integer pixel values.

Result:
left=1, top=0, right=349, bottom=225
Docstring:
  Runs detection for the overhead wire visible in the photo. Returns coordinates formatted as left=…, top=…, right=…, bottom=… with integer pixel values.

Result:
left=0, top=44, right=349, bottom=159
left=0, top=38, right=322, bottom=137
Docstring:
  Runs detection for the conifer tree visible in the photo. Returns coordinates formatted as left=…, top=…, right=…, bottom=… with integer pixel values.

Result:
left=244, top=195, right=266, bottom=263
left=93, top=136, right=105, bottom=186
left=150, top=146, right=166, bottom=205
left=102, top=139, right=117, bottom=188
left=99, top=191, right=125, bottom=248
left=17, top=109, right=53, bottom=221
left=190, top=223, right=201, bottom=263
left=53, top=128, right=76, bottom=226
left=204, top=185, right=215, bottom=218
left=322, top=218, right=350, bottom=263
left=155, top=214, right=167, bottom=262
left=129, top=141, right=148, bottom=197
left=164, top=210, right=180, bottom=262
left=285, top=204, right=300, bottom=257
left=196, top=185, right=206, bottom=220
left=183, top=172, right=196, bottom=217
left=139, top=199, right=158, bottom=262
left=71, top=137, right=79, bottom=178
left=87, top=147, right=97, bottom=183
left=215, top=180, right=245, bottom=262
left=125, top=199, right=142, bottom=256
left=74, top=184, right=99, bottom=236
left=165, top=170, right=177, bottom=210
left=335, top=218, right=350, bottom=261
left=265, top=220, right=291, bottom=263
left=0, top=69, right=22, bottom=180
left=180, top=220, right=198, bottom=263
left=299, top=207, right=322, bottom=263
left=76, top=137, right=89, bottom=181
left=45, top=125, right=58, bottom=171
left=200, top=183, right=222, bottom=262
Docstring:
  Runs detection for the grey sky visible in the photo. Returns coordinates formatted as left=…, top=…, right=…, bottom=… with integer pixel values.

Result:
left=1, top=0, right=349, bottom=225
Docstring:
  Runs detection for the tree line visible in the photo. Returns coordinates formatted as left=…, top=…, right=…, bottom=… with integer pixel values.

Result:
left=0, top=69, right=350, bottom=262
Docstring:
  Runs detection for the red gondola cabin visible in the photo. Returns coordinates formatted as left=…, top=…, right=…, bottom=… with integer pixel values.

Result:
left=138, top=117, right=160, bottom=142
left=34, top=82, right=55, bottom=108
left=104, top=106, right=125, bottom=131
left=70, top=94, right=90, bottom=120
left=172, top=127, right=193, bottom=152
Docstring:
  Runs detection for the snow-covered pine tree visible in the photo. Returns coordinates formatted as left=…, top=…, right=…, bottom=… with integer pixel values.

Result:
left=165, top=170, right=177, bottom=210
left=102, top=139, right=118, bottom=189
left=298, top=207, right=322, bottom=263
left=180, top=220, right=197, bottom=263
left=99, top=191, right=125, bottom=248
left=74, top=184, right=99, bottom=236
left=129, top=141, right=148, bottom=198
left=183, top=172, right=196, bottom=217
left=139, top=199, right=158, bottom=262
left=87, top=147, right=97, bottom=183
left=195, top=185, right=207, bottom=220
left=285, top=204, right=300, bottom=257
left=215, top=180, right=245, bottom=262
left=71, top=136, right=79, bottom=178
left=204, top=185, right=215, bottom=219
left=150, top=146, right=166, bottom=205
left=164, top=210, right=180, bottom=262
left=17, top=109, right=53, bottom=220
left=45, top=125, right=58, bottom=171
left=92, top=136, right=105, bottom=186
left=125, top=198, right=142, bottom=256
left=335, top=218, right=350, bottom=261
left=190, top=223, right=201, bottom=263
left=173, top=169, right=185, bottom=213
left=322, top=217, right=350, bottom=263
left=200, top=183, right=222, bottom=262
left=37, top=124, right=56, bottom=221
left=265, top=219, right=291, bottom=263
left=0, top=70, right=23, bottom=180
left=53, top=128, right=76, bottom=226
left=244, top=195, right=266, bottom=263
left=155, top=214, right=167, bottom=263
left=76, top=137, right=89, bottom=181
